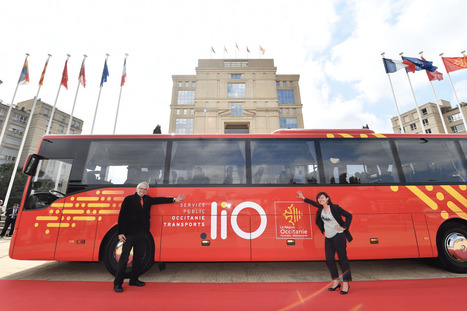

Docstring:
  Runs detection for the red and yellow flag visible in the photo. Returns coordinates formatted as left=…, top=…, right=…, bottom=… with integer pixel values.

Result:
left=39, top=59, right=49, bottom=86
left=442, top=56, right=467, bottom=73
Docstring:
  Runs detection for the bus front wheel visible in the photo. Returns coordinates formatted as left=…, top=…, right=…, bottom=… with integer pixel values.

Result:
left=437, top=222, right=467, bottom=273
left=103, top=230, right=155, bottom=277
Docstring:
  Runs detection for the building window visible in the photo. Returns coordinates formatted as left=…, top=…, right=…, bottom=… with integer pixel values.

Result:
left=290, top=81, right=294, bottom=86
left=176, top=109, right=180, bottom=115
left=410, top=123, right=417, bottom=131
left=9, top=124, right=24, bottom=135
left=280, top=118, right=298, bottom=129
left=5, top=135, right=21, bottom=146
left=278, top=90, right=295, bottom=105
left=61, top=115, right=66, bottom=123
left=231, top=74, right=242, bottom=79
left=178, top=82, right=182, bottom=87
left=177, top=90, right=195, bottom=105
left=185, top=82, right=189, bottom=87
left=183, top=109, right=188, bottom=115
left=279, top=109, right=282, bottom=115
left=75, top=121, right=80, bottom=129
left=175, top=118, right=193, bottom=134
left=69, top=129, right=75, bottom=134
left=190, top=109, right=195, bottom=115
left=227, top=83, right=245, bottom=98
left=0, top=108, right=5, bottom=116
left=448, top=113, right=462, bottom=123
left=422, top=119, right=429, bottom=126
left=452, top=124, right=465, bottom=133
left=192, top=82, right=196, bottom=87
left=0, top=147, right=18, bottom=162
left=58, top=125, right=65, bottom=133
left=425, top=129, right=432, bottom=134
left=292, top=108, right=297, bottom=114
left=422, top=108, right=427, bottom=115
left=44, top=108, right=49, bottom=116
left=231, top=103, right=242, bottom=116
left=12, top=113, right=27, bottom=124
left=283, top=81, right=287, bottom=87
left=276, top=81, right=280, bottom=87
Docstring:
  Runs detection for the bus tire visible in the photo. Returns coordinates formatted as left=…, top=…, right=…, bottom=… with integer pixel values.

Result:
left=436, top=222, right=467, bottom=273
left=103, top=230, right=155, bottom=277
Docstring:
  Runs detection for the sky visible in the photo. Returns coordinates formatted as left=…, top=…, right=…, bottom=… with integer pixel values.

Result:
left=0, top=0, right=466, bottom=135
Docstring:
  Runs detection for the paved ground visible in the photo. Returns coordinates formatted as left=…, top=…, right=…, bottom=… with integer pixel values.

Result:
left=1, top=237, right=466, bottom=282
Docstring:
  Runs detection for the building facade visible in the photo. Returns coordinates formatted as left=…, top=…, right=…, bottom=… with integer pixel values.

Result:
left=0, top=98, right=83, bottom=165
left=168, top=59, right=304, bottom=134
left=391, top=100, right=467, bottom=134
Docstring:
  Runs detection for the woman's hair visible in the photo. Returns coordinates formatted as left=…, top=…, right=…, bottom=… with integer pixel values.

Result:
left=316, top=192, right=333, bottom=206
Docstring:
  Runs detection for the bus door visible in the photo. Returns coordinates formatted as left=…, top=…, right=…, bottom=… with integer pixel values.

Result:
left=12, top=158, right=73, bottom=260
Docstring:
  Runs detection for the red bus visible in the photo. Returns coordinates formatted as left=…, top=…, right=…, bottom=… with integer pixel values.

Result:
left=9, top=129, right=467, bottom=275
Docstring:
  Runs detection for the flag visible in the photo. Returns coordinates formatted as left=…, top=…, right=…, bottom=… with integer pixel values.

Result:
left=442, top=56, right=467, bottom=73
left=224, top=46, right=228, bottom=53
left=39, top=59, right=49, bottom=86
left=382, top=58, right=410, bottom=73
left=61, top=60, right=68, bottom=89
left=18, top=58, right=30, bottom=84
left=100, top=59, right=109, bottom=87
left=121, top=58, right=127, bottom=87
left=79, top=60, right=86, bottom=87
left=401, top=56, right=437, bottom=72
left=259, top=45, right=265, bottom=55
left=211, top=46, right=215, bottom=53
left=421, top=56, right=443, bottom=81
left=247, top=46, right=250, bottom=53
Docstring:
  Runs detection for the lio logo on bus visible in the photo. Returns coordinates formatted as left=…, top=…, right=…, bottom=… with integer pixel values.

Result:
left=210, top=201, right=267, bottom=240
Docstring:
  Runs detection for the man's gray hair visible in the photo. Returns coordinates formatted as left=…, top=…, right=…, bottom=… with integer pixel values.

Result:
left=136, top=181, right=149, bottom=191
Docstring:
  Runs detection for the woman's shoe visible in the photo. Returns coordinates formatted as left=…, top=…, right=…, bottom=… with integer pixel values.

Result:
left=340, top=284, right=350, bottom=295
left=328, top=283, right=341, bottom=291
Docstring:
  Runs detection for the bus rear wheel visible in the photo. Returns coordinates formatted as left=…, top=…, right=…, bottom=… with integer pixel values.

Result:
left=103, top=230, right=155, bottom=277
left=437, top=222, right=467, bottom=273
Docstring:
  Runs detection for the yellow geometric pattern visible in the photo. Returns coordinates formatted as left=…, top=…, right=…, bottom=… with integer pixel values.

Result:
left=35, top=190, right=125, bottom=235
left=391, top=185, right=467, bottom=220
left=283, top=204, right=303, bottom=226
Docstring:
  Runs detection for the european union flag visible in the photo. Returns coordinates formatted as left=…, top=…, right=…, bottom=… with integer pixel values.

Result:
left=100, top=60, right=109, bottom=87
left=401, top=56, right=437, bottom=72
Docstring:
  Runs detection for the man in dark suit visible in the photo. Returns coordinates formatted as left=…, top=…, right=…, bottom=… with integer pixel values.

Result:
left=113, top=181, right=185, bottom=293
left=0, top=203, right=19, bottom=238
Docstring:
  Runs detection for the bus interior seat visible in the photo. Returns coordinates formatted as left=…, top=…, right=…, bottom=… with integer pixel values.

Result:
left=85, top=171, right=98, bottom=184
left=191, top=167, right=210, bottom=184
left=253, top=167, right=264, bottom=184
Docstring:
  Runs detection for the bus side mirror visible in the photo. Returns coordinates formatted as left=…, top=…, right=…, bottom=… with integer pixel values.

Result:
left=23, top=154, right=43, bottom=176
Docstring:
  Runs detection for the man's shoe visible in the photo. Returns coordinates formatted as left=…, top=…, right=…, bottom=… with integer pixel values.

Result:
left=114, top=284, right=123, bottom=293
left=129, top=280, right=145, bottom=287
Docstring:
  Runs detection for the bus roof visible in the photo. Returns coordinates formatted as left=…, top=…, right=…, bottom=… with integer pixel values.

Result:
left=41, top=130, right=467, bottom=140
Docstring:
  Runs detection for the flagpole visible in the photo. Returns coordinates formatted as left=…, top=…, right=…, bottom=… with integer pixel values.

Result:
left=382, top=53, right=405, bottom=133
left=113, top=54, right=128, bottom=134
left=418, top=51, right=447, bottom=133
left=46, top=54, right=70, bottom=135
left=440, top=52, right=467, bottom=131
left=91, top=53, right=109, bottom=134
left=3, top=54, right=51, bottom=209
left=67, top=55, right=87, bottom=134
left=400, top=52, right=426, bottom=133
left=0, top=53, right=29, bottom=152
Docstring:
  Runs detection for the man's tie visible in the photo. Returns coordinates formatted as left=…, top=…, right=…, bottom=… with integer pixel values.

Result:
left=140, top=197, right=144, bottom=207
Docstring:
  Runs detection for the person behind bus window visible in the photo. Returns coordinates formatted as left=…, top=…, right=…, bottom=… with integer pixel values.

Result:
left=297, top=190, right=353, bottom=295
left=113, top=181, right=185, bottom=293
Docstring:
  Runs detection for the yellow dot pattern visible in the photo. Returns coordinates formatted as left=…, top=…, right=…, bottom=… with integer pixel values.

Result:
left=34, top=189, right=125, bottom=235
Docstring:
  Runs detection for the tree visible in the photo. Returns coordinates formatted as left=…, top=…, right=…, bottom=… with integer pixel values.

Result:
left=153, top=124, right=162, bottom=134
left=0, top=163, right=29, bottom=208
